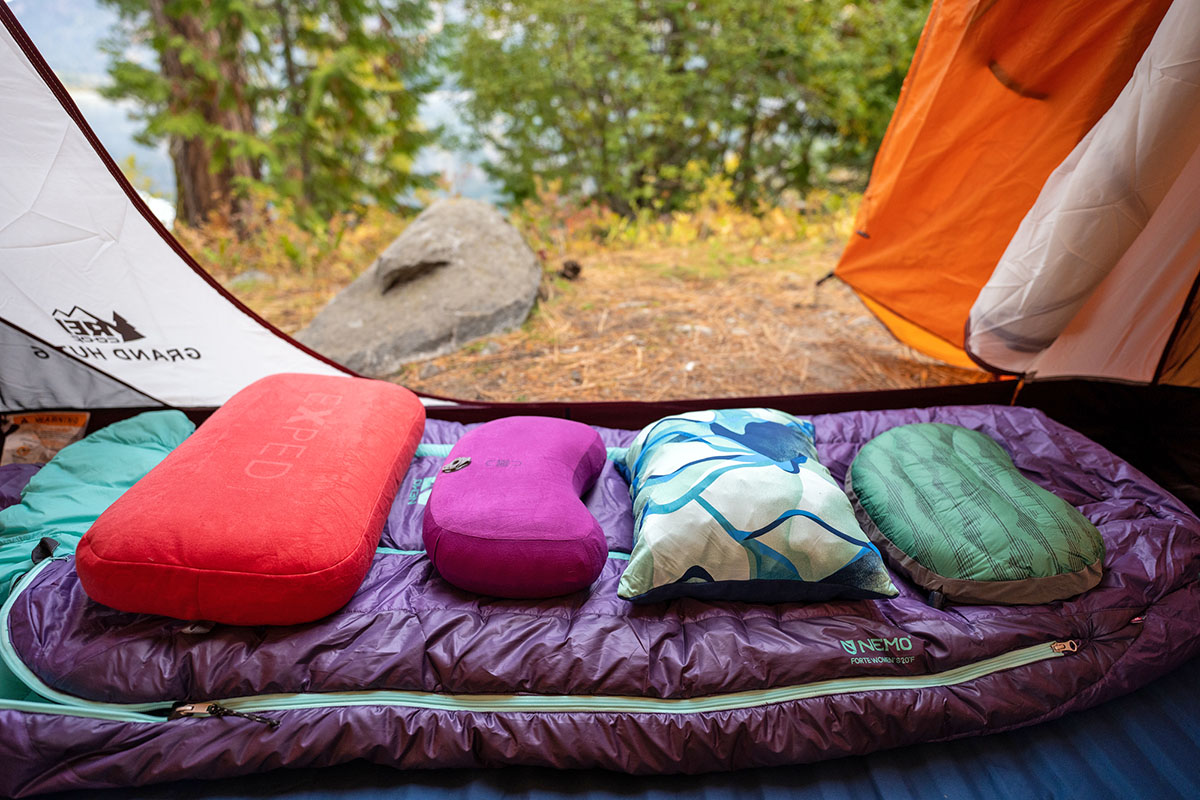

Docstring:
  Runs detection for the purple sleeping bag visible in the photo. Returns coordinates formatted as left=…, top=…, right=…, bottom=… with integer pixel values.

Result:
left=2, top=405, right=1199, bottom=797
left=0, top=463, right=40, bottom=510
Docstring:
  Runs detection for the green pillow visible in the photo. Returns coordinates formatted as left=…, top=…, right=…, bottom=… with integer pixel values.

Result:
left=847, top=423, right=1104, bottom=605
left=618, top=408, right=898, bottom=604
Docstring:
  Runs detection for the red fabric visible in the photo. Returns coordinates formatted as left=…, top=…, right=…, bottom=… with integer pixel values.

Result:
left=76, top=373, right=425, bottom=625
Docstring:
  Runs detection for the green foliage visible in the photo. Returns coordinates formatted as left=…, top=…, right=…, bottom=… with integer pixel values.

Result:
left=116, top=154, right=156, bottom=194
left=177, top=189, right=403, bottom=280
left=101, top=0, right=437, bottom=227
left=264, top=0, right=439, bottom=226
left=511, top=173, right=860, bottom=267
left=453, top=0, right=928, bottom=211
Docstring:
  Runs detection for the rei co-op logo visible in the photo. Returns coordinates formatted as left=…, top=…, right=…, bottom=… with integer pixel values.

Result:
left=48, top=307, right=202, bottom=363
left=53, top=307, right=144, bottom=343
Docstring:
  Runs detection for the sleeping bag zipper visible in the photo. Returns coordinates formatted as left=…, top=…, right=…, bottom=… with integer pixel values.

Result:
left=170, top=702, right=279, bottom=729
left=3, top=558, right=1080, bottom=727
left=165, top=639, right=1079, bottom=726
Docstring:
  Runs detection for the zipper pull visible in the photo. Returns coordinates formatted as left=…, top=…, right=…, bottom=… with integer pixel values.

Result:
left=206, top=702, right=280, bottom=730
left=1051, top=640, right=1080, bottom=654
left=170, top=702, right=280, bottom=730
left=168, top=702, right=205, bottom=720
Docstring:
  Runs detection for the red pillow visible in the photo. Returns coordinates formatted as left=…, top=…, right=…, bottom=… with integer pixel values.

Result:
left=76, top=373, right=425, bottom=625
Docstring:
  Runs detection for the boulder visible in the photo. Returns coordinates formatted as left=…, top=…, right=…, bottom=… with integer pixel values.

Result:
left=296, top=199, right=542, bottom=376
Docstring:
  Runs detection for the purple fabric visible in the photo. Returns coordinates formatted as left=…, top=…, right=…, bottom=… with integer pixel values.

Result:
left=422, top=416, right=608, bottom=598
left=0, top=463, right=40, bottom=509
left=3, top=406, right=1200, bottom=797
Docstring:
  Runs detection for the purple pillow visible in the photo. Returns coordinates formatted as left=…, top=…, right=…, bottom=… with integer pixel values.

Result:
left=422, top=416, right=607, bottom=598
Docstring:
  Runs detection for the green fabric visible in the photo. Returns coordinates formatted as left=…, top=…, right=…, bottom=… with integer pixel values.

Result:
left=849, top=423, right=1103, bottom=590
left=0, top=659, right=35, bottom=702
left=0, top=410, right=194, bottom=597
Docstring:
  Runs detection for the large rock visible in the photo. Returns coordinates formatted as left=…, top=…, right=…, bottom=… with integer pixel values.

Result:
left=296, top=199, right=542, bottom=376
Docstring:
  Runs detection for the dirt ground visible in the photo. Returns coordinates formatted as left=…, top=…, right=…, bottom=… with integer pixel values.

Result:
left=230, top=236, right=986, bottom=403
left=383, top=243, right=988, bottom=403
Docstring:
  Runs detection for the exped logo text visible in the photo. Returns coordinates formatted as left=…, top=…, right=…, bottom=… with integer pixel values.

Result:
left=244, top=392, right=343, bottom=479
left=52, top=307, right=144, bottom=343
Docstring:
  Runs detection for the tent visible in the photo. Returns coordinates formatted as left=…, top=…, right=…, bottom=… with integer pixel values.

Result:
left=1, top=0, right=1197, bottom=497
left=2, top=0, right=1200, bottom=798
left=832, top=0, right=1200, bottom=509
left=835, top=0, right=1189, bottom=377
left=0, top=9, right=349, bottom=414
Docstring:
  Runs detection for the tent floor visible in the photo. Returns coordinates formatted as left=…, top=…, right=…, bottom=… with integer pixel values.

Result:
left=41, top=654, right=1200, bottom=800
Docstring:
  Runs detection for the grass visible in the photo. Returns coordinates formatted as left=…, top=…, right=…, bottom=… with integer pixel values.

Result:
left=177, top=201, right=410, bottom=334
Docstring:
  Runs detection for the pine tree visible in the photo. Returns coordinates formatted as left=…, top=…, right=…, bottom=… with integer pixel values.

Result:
left=110, top=312, right=145, bottom=342
left=265, top=0, right=438, bottom=225
left=101, top=0, right=436, bottom=229
left=453, top=0, right=928, bottom=211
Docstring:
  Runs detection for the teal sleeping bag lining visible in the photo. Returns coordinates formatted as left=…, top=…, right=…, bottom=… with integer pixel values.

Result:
left=0, top=410, right=194, bottom=597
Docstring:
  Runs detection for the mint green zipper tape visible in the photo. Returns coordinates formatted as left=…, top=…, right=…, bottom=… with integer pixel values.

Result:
left=175, top=641, right=1067, bottom=718
left=1, top=557, right=1072, bottom=723
left=0, top=558, right=171, bottom=717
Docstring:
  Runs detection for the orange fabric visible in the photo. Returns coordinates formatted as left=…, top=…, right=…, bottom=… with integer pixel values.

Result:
left=857, top=295, right=979, bottom=370
left=836, top=0, right=1172, bottom=364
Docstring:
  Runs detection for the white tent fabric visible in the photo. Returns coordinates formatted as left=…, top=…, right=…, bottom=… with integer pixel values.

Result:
left=966, top=0, right=1200, bottom=381
left=0, top=16, right=348, bottom=411
left=1019, top=144, right=1200, bottom=384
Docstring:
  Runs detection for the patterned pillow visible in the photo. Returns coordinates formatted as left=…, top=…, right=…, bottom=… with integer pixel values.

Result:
left=617, top=409, right=898, bottom=604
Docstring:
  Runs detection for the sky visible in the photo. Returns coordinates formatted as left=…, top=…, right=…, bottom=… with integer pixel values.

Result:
left=5, top=0, right=499, bottom=204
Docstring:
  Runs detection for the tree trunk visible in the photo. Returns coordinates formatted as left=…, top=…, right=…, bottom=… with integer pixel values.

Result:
left=734, top=99, right=760, bottom=208
left=274, top=0, right=313, bottom=210
left=150, top=0, right=259, bottom=228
